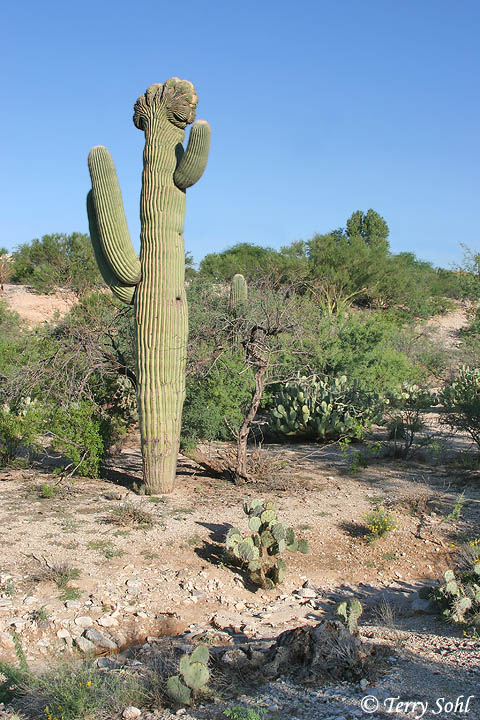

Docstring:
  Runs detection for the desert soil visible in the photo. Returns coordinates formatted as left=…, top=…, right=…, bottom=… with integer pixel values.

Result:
left=0, top=288, right=479, bottom=719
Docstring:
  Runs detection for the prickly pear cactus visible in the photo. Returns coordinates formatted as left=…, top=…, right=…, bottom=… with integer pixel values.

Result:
left=167, top=644, right=210, bottom=706
left=87, top=78, right=210, bottom=493
left=431, top=565, right=480, bottom=625
left=265, top=374, right=382, bottom=442
left=336, top=598, right=363, bottom=635
left=226, top=499, right=309, bottom=589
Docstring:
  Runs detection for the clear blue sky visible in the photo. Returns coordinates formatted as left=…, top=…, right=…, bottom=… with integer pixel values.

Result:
left=1, top=0, right=478, bottom=268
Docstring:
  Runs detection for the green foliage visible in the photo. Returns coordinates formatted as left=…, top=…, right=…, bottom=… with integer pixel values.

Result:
left=363, top=506, right=396, bottom=543
left=49, top=401, right=106, bottom=477
left=446, top=492, right=466, bottom=521
left=0, top=292, right=137, bottom=474
left=11, top=233, right=102, bottom=295
left=431, top=558, right=480, bottom=628
left=226, top=499, right=309, bottom=589
left=0, top=633, right=34, bottom=703
left=384, top=383, right=436, bottom=457
left=166, top=645, right=210, bottom=706
left=224, top=705, right=269, bottom=720
left=0, top=398, right=44, bottom=464
left=336, top=598, right=363, bottom=635
left=298, top=307, right=427, bottom=396
left=265, top=374, right=383, bottom=441
left=198, top=242, right=304, bottom=283
left=182, top=351, right=254, bottom=447
left=440, top=367, right=480, bottom=450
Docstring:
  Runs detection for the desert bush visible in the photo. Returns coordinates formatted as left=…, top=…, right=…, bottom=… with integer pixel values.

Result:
left=49, top=401, right=108, bottom=477
left=225, top=499, right=309, bottom=589
left=440, top=366, right=480, bottom=450
left=1, top=656, right=145, bottom=719
left=264, top=374, right=383, bottom=442
left=182, top=350, right=254, bottom=447
left=363, top=505, right=396, bottom=543
left=384, top=383, right=436, bottom=457
left=0, top=397, right=44, bottom=464
left=11, top=233, right=102, bottom=295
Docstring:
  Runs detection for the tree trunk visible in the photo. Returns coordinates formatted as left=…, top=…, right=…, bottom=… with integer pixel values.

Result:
left=235, top=364, right=267, bottom=483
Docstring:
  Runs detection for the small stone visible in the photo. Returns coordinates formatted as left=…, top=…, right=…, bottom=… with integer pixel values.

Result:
left=85, top=628, right=117, bottom=650
left=98, top=615, right=118, bottom=627
left=74, top=616, right=93, bottom=628
left=57, top=629, right=71, bottom=639
left=74, top=636, right=95, bottom=653
left=297, top=587, right=317, bottom=598
left=65, top=600, right=81, bottom=609
left=126, top=580, right=140, bottom=590
left=360, top=678, right=369, bottom=690
left=122, top=707, right=141, bottom=719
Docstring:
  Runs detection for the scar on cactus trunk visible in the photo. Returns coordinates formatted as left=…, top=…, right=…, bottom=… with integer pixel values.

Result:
left=87, top=78, right=210, bottom=493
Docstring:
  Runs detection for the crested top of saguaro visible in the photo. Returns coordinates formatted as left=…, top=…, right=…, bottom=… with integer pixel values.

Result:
left=133, top=78, right=198, bottom=133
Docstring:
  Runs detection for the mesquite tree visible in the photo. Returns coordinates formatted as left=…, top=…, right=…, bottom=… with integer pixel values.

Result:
left=87, top=78, right=210, bottom=493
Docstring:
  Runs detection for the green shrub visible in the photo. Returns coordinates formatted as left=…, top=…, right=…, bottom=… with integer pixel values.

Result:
left=224, top=706, right=269, bottom=720
left=0, top=398, right=44, bottom=464
left=363, top=506, right=396, bottom=543
left=384, top=383, right=436, bottom=457
left=440, top=367, right=480, bottom=450
left=11, top=233, right=102, bottom=295
left=49, top=401, right=107, bottom=477
left=226, top=499, right=309, bottom=589
left=182, top=351, right=254, bottom=447
left=264, top=374, right=383, bottom=441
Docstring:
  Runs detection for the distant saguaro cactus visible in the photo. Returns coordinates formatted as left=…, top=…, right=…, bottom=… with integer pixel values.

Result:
left=230, top=273, right=248, bottom=310
left=87, top=78, right=211, bottom=493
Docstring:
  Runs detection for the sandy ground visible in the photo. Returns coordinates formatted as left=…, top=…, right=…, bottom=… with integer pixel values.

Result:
left=1, top=284, right=76, bottom=327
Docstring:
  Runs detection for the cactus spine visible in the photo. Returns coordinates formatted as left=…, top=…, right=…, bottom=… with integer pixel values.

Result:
left=87, top=78, right=210, bottom=493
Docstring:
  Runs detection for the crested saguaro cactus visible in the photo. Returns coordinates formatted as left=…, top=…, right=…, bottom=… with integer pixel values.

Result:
left=87, top=78, right=210, bottom=493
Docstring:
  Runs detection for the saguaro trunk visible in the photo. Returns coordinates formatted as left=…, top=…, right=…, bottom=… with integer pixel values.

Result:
left=136, top=120, right=188, bottom=492
left=87, top=78, right=210, bottom=493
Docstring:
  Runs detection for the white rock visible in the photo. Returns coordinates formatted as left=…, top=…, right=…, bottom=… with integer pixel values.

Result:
left=122, top=707, right=141, bottom=719
left=85, top=628, right=117, bottom=650
left=74, top=616, right=94, bottom=628
left=98, top=615, right=118, bottom=627
left=297, top=587, right=317, bottom=598
left=74, top=636, right=95, bottom=653
left=57, top=629, right=71, bottom=639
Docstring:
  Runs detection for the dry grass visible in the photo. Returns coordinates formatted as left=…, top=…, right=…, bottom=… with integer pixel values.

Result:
left=107, top=502, right=155, bottom=529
